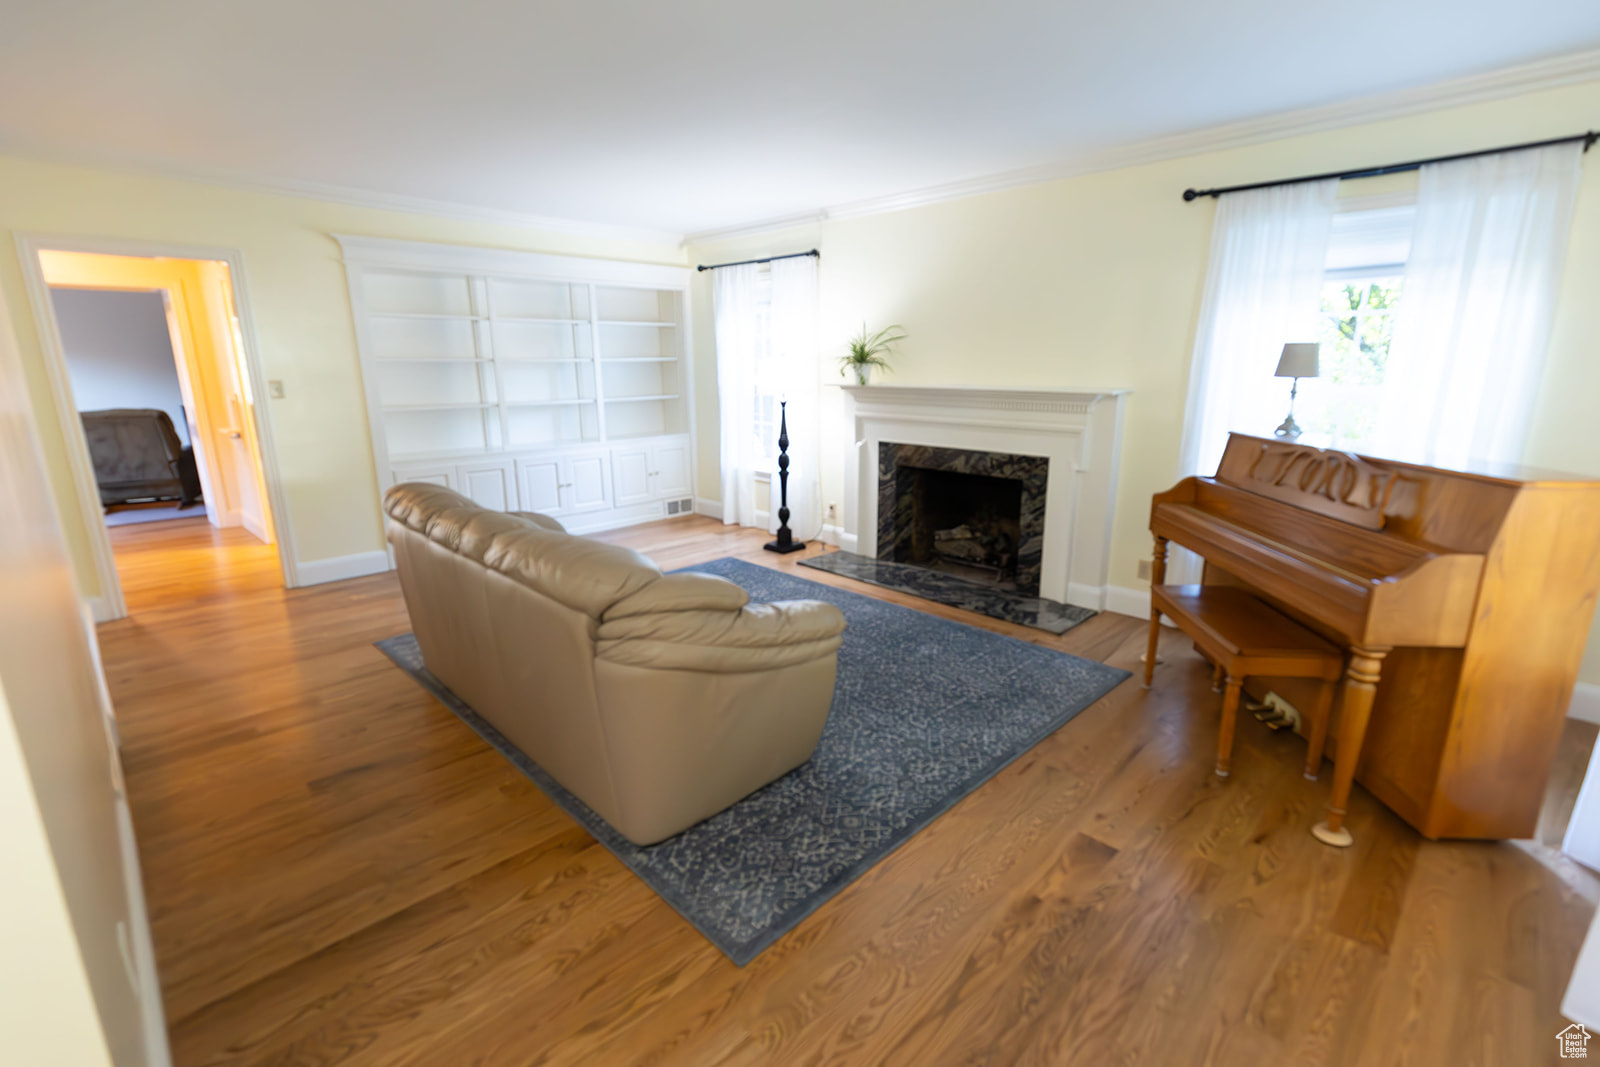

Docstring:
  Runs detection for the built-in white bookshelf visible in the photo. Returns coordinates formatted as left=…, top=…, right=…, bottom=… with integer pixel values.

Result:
left=338, top=236, right=696, bottom=536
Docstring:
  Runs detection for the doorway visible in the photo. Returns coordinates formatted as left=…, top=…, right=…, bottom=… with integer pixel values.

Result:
left=22, top=242, right=289, bottom=618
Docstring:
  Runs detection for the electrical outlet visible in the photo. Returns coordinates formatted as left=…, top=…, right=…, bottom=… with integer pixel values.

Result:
left=826, top=502, right=838, bottom=521
left=1137, top=559, right=1152, bottom=580
left=267, top=379, right=286, bottom=399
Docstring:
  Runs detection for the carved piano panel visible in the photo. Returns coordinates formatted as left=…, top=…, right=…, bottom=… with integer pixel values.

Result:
left=1229, top=439, right=1397, bottom=529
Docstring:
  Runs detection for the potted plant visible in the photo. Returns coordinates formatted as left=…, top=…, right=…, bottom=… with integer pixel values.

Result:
left=839, top=323, right=905, bottom=386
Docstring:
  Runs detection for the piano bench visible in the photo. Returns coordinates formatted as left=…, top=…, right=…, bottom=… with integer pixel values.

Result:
left=1144, top=584, right=1344, bottom=781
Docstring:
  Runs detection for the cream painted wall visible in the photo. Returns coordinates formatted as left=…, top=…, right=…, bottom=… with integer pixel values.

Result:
left=0, top=241, right=157, bottom=1065
left=687, top=77, right=1600, bottom=682
left=0, top=155, right=687, bottom=601
left=0, top=684, right=116, bottom=1067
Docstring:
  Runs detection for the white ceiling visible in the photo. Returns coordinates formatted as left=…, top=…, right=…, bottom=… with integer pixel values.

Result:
left=2, top=1, right=1598, bottom=239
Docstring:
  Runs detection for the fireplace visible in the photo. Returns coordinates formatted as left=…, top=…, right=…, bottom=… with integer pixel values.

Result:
left=842, top=386, right=1128, bottom=612
left=878, top=443, right=1049, bottom=597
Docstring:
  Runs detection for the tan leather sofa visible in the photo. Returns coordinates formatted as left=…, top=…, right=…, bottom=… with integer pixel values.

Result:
left=384, top=483, right=847, bottom=845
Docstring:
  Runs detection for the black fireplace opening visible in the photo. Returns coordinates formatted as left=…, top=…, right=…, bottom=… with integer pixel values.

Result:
left=898, top=468, right=1025, bottom=587
left=877, top=443, right=1048, bottom=596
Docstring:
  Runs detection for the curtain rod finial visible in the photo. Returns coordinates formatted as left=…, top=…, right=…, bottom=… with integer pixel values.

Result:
left=1182, top=189, right=1200, bottom=202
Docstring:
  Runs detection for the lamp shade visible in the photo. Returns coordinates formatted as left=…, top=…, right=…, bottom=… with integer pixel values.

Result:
left=1275, top=342, right=1320, bottom=379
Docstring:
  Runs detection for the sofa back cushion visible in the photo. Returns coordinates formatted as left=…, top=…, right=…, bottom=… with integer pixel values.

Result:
left=385, top=483, right=662, bottom=619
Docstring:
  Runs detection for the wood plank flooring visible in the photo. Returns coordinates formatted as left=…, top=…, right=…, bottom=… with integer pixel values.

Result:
left=95, top=515, right=1600, bottom=1066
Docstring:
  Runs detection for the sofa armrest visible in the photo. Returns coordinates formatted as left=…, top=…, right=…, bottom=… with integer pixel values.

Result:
left=595, top=599, right=846, bottom=672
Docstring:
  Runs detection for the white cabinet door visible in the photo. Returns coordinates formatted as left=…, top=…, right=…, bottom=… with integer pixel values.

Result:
left=456, top=459, right=515, bottom=511
left=516, top=456, right=564, bottom=514
left=610, top=447, right=652, bottom=506
left=566, top=453, right=610, bottom=513
left=391, top=463, right=456, bottom=490
left=651, top=441, right=691, bottom=498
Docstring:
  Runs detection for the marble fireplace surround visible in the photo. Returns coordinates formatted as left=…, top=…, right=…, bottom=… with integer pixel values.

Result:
left=841, top=386, right=1129, bottom=611
left=878, top=444, right=1050, bottom=596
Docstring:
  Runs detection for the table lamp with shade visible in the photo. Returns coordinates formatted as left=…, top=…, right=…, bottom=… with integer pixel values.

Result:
left=1273, top=342, right=1319, bottom=440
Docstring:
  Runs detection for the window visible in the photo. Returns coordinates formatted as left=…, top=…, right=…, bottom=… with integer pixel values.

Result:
left=1294, top=201, right=1413, bottom=450
left=1304, top=273, right=1403, bottom=447
left=750, top=266, right=781, bottom=463
left=712, top=254, right=819, bottom=529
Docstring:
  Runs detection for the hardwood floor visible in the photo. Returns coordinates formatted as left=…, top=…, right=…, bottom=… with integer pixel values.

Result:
left=96, top=515, right=1600, bottom=1066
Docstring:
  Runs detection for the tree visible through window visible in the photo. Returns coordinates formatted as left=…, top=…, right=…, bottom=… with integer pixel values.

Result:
left=1293, top=200, right=1413, bottom=451
left=1299, top=274, right=1403, bottom=448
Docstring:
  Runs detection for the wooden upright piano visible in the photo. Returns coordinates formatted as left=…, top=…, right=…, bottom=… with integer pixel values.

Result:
left=1151, top=433, right=1600, bottom=841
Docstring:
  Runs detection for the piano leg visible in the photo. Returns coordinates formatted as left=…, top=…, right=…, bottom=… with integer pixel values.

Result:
left=1216, top=676, right=1242, bottom=778
left=1303, top=675, right=1337, bottom=781
left=1143, top=611, right=1161, bottom=688
left=1142, top=536, right=1169, bottom=688
left=1313, top=646, right=1389, bottom=847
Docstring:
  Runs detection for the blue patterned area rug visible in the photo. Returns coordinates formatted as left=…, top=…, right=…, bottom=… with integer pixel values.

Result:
left=376, top=556, right=1130, bottom=965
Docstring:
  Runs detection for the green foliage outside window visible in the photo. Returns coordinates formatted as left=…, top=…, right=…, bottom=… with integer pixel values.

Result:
left=1298, top=276, right=1403, bottom=448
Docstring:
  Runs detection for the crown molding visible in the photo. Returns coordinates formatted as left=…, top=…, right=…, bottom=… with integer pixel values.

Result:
left=680, top=211, right=828, bottom=248
left=686, top=46, right=1600, bottom=244
left=333, top=233, right=691, bottom=286
left=0, top=138, right=687, bottom=250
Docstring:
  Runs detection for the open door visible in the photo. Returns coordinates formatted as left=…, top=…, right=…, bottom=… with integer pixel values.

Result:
left=190, top=261, right=274, bottom=543
left=40, top=251, right=276, bottom=544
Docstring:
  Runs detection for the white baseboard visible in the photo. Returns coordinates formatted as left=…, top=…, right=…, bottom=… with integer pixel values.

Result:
left=697, top=496, right=847, bottom=546
left=1067, top=581, right=1106, bottom=611
left=87, top=594, right=122, bottom=623
left=1096, top=583, right=1179, bottom=627
left=1571, top=682, right=1600, bottom=724
left=562, top=501, right=687, bottom=535
left=1103, top=583, right=1151, bottom=620
left=293, top=550, right=390, bottom=587
left=241, top=512, right=271, bottom=544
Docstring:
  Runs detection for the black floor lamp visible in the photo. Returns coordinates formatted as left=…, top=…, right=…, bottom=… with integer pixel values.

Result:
left=764, top=401, right=805, bottom=554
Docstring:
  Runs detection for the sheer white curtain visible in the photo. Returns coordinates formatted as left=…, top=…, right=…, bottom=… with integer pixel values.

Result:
left=1173, top=179, right=1338, bottom=580
left=1372, top=142, right=1583, bottom=469
left=712, top=262, right=763, bottom=527
left=767, top=255, right=821, bottom=538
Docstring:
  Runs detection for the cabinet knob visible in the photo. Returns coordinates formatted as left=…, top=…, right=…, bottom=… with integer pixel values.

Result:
left=649, top=470, right=660, bottom=477
left=558, top=482, right=573, bottom=489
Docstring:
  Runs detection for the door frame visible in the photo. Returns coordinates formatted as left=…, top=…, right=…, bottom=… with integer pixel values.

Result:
left=14, top=233, right=298, bottom=620
left=47, top=271, right=234, bottom=534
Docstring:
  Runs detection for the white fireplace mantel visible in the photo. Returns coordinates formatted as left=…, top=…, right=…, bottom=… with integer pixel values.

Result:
left=841, top=385, right=1129, bottom=611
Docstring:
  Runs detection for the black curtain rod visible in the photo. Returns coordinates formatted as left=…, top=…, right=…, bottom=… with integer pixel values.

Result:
left=1182, top=131, right=1599, bottom=202
left=695, top=249, right=819, bottom=272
